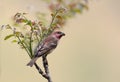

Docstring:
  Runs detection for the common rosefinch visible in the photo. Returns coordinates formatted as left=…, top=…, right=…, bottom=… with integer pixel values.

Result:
left=27, top=31, right=65, bottom=67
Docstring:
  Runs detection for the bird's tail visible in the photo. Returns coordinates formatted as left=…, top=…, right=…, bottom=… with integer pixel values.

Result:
left=27, top=57, right=38, bottom=67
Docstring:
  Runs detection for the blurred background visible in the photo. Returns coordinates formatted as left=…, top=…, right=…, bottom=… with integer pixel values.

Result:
left=1, top=0, right=120, bottom=82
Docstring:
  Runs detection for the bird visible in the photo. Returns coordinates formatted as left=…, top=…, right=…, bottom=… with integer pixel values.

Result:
left=27, top=31, right=65, bottom=67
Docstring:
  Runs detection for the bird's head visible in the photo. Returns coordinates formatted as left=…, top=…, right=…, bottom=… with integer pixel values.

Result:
left=52, top=31, right=65, bottom=39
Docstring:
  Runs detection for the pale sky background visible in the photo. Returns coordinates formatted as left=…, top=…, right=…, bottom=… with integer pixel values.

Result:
left=0, top=0, right=120, bottom=82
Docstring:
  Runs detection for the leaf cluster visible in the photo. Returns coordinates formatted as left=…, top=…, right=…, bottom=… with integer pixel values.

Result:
left=1, top=0, right=89, bottom=59
left=1, top=8, right=66, bottom=58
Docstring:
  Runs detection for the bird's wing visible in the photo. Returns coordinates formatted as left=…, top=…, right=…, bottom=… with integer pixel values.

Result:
left=34, top=37, right=58, bottom=57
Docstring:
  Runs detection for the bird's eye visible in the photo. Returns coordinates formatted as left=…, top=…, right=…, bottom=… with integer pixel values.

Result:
left=56, top=31, right=61, bottom=34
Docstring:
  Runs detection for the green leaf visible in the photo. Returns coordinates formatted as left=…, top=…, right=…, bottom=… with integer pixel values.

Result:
left=15, top=32, right=21, bottom=36
left=4, top=34, right=14, bottom=40
left=74, top=8, right=81, bottom=13
left=12, top=40, right=18, bottom=43
left=26, top=20, right=32, bottom=25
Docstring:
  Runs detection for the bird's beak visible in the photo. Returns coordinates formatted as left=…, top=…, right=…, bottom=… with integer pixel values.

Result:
left=61, top=32, right=65, bottom=36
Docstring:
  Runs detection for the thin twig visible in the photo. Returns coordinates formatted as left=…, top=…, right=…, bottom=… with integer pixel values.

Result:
left=17, top=36, right=32, bottom=58
left=35, top=34, right=40, bottom=43
left=47, top=9, right=59, bottom=35
left=29, top=24, right=34, bottom=57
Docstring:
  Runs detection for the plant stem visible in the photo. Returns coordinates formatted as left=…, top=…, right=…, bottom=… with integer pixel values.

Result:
left=29, top=32, right=33, bottom=57
left=29, top=24, right=34, bottom=57
left=17, top=36, right=32, bottom=58
left=46, top=9, right=59, bottom=35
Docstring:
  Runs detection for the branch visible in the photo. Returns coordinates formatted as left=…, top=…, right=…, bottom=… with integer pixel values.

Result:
left=34, top=63, right=49, bottom=79
left=34, top=62, right=52, bottom=82
left=42, top=56, right=52, bottom=82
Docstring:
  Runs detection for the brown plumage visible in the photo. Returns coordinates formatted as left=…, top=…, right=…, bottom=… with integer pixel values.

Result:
left=27, top=31, right=65, bottom=67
